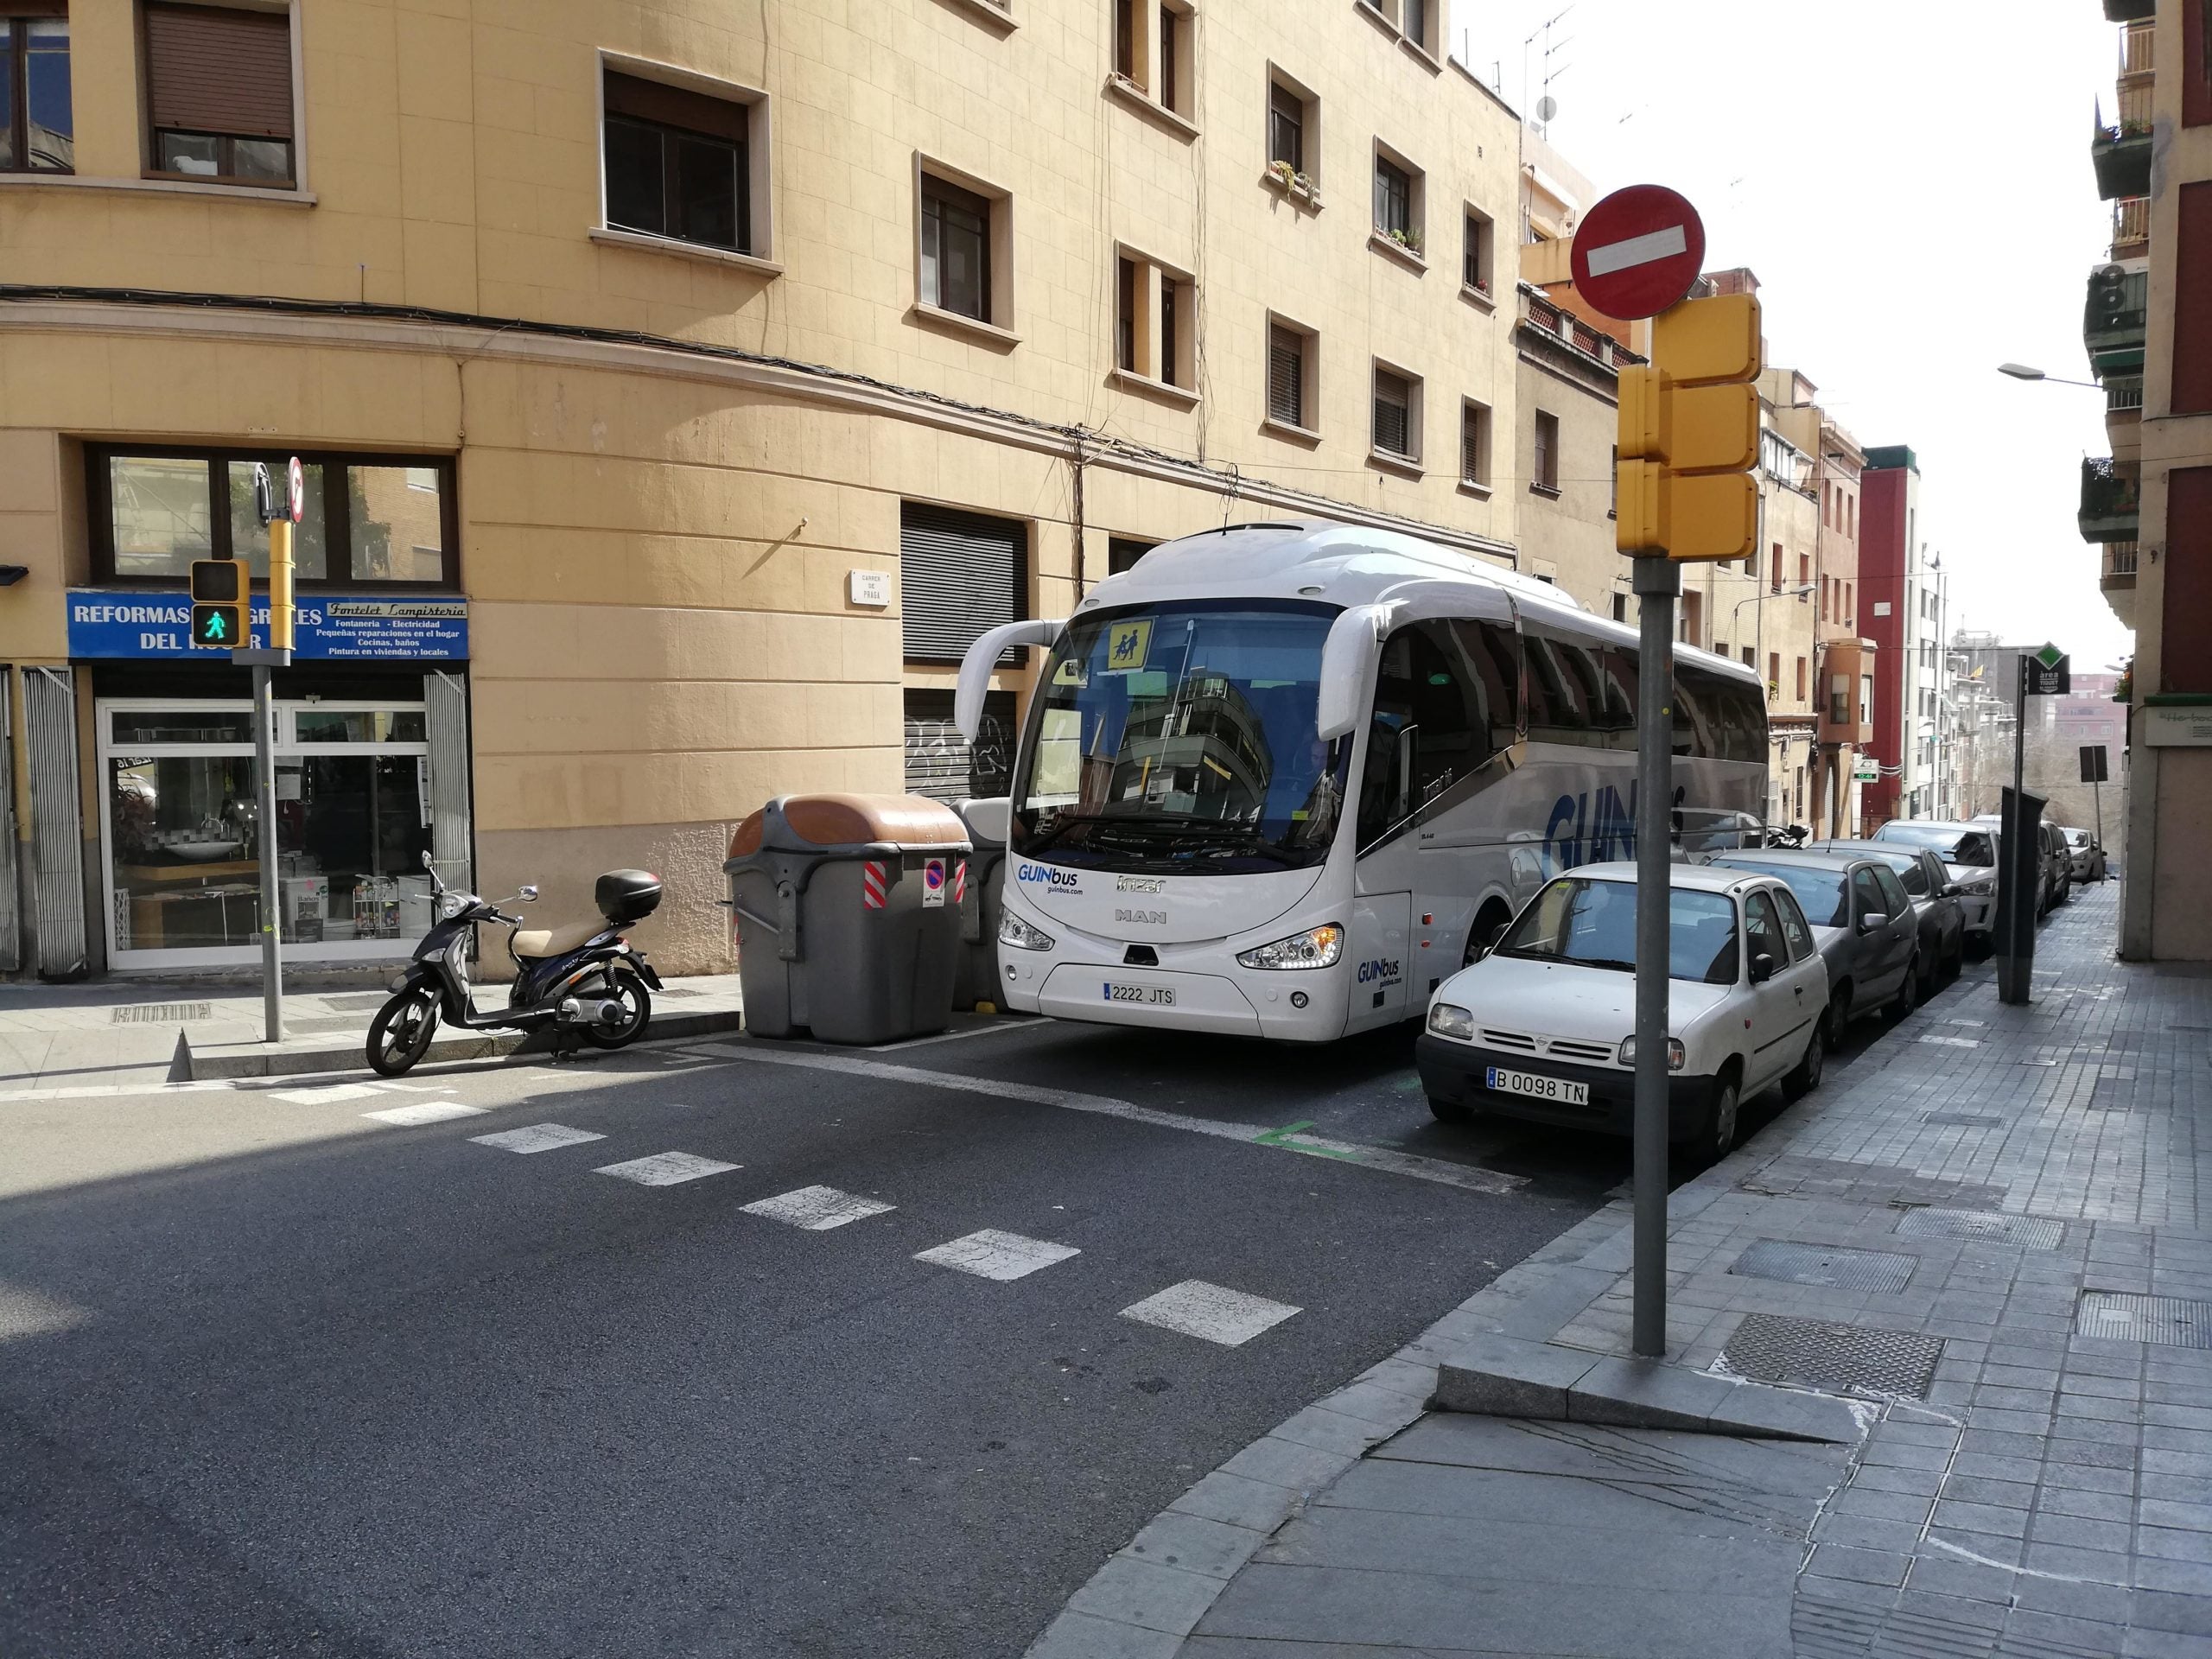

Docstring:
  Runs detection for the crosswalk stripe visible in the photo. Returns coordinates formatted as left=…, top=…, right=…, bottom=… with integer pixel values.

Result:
left=593, top=1151, right=741, bottom=1186
left=914, top=1229, right=1080, bottom=1281
left=742, top=1185, right=896, bottom=1230
left=1120, top=1280, right=1300, bottom=1346
left=468, top=1122, right=608, bottom=1154
left=362, top=1102, right=490, bottom=1126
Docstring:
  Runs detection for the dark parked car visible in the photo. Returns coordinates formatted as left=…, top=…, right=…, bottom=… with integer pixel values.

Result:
left=1706, top=849, right=1920, bottom=1043
left=1806, top=840, right=1965, bottom=995
left=1869, top=819, right=2000, bottom=951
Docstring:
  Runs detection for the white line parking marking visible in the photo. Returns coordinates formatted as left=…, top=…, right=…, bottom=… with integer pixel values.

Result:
left=469, top=1122, right=608, bottom=1154
left=689, top=1045, right=1524, bottom=1197
left=742, top=1185, right=896, bottom=1230
left=274, top=1083, right=386, bottom=1104
left=1583, top=224, right=1688, bottom=276
left=594, top=1151, right=740, bottom=1186
left=1917, top=1036, right=1982, bottom=1049
left=914, top=1229, right=1079, bottom=1281
left=363, top=1101, right=490, bottom=1126
left=1120, top=1280, right=1300, bottom=1346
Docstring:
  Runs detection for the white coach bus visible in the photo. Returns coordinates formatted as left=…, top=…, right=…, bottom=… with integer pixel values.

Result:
left=955, top=520, right=1768, bottom=1042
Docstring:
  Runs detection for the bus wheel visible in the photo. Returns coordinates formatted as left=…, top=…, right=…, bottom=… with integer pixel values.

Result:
left=1465, top=901, right=1512, bottom=969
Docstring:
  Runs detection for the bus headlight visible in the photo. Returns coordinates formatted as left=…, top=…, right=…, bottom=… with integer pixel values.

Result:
left=1427, top=1002, right=1475, bottom=1040
left=1236, top=923, right=1344, bottom=970
left=1618, top=1035, right=1686, bottom=1071
left=999, top=911, right=1055, bottom=951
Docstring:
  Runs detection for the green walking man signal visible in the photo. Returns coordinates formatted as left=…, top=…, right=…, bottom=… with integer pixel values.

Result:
left=189, top=558, right=252, bottom=651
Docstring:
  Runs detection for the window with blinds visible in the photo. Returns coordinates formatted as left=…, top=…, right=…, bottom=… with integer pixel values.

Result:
left=143, top=1, right=294, bottom=186
left=1459, top=401, right=1489, bottom=486
left=1373, top=156, right=1410, bottom=238
left=899, top=501, right=1027, bottom=665
left=1373, top=368, right=1413, bottom=459
left=1268, top=78, right=1304, bottom=173
left=1268, top=324, right=1306, bottom=429
left=1532, top=410, right=1559, bottom=491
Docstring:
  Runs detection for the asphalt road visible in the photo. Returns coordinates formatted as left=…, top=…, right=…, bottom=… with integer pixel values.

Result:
left=0, top=985, right=1938, bottom=1658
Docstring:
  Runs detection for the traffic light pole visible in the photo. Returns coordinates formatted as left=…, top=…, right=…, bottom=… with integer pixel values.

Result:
left=253, top=660, right=283, bottom=1042
left=1630, top=556, right=1679, bottom=1359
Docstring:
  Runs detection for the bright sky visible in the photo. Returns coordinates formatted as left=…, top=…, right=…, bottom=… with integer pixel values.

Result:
left=1452, top=0, right=2132, bottom=673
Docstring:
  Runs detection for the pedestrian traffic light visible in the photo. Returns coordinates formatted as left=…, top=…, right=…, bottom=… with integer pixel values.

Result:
left=1616, top=292, right=1764, bottom=563
left=189, top=558, right=251, bottom=651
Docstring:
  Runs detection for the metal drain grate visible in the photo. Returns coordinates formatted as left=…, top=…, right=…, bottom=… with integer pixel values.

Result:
left=1922, top=1112, right=2005, bottom=1128
left=2075, top=1292, right=2212, bottom=1349
left=1720, top=1313, right=1943, bottom=1399
left=111, top=1001, right=212, bottom=1024
left=1896, top=1209, right=2068, bottom=1250
left=1730, top=1239, right=1917, bottom=1294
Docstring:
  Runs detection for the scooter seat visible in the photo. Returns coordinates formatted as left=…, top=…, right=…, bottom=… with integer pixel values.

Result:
left=510, top=919, right=608, bottom=963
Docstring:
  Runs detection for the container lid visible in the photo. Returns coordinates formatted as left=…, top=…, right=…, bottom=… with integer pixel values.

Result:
left=728, top=792, right=971, bottom=858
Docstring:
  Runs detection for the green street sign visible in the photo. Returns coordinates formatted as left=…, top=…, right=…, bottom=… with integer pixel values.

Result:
left=2035, top=642, right=2065, bottom=671
left=2026, top=644, right=2071, bottom=696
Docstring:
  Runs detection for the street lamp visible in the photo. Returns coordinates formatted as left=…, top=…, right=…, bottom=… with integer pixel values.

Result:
left=1998, top=363, right=2101, bottom=389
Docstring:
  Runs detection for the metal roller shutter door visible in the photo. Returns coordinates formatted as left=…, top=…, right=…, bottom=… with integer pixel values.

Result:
left=899, top=503, right=1027, bottom=665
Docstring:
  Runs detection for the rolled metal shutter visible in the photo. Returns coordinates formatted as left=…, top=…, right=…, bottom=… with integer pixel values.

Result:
left=145, top=3, right=294, bottom=139
left=1268, top=327, right=1302, bottom=426
left=903, top=690, right=1015, bottom=804
left=899, top=502, right=1026, bottom=665
left=0, top=670, right=17, bottom=972
left=23, top=667, right=86, bottom=978
left=425, top=671, right=474, bottom=890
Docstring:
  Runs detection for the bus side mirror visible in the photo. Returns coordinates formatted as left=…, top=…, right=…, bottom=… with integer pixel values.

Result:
left=1317, top=603, right=1395, bottom=741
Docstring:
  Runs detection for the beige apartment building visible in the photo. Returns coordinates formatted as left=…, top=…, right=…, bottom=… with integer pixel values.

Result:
left=2082, top=0, right=2212, bottom=960
left=0, top=0, right=1532, bottom=978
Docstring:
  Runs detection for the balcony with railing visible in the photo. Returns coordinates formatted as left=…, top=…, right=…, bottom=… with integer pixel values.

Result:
left=2084, top=264, right=2148, bottom=372
left=2107, top=374, right=2145, bottom=414
left=2103, top=0, right=2152, bottom=19
left=2102, top=541, right=2139, bottom=629
left=2094, top=109, right=2152, bottom=199
left=2113, top=194, right=2150, bottom=258
left=2080, top=457, right=2140, bottom=543
left=2120, top=18, right=2154, bottom=76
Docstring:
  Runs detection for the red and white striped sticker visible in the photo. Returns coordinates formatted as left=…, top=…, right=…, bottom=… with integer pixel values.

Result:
left=953, top=860, right=968, bottom=904
left=861, top=861, right=888, bottom=909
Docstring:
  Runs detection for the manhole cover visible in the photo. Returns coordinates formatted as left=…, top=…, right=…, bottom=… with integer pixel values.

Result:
left=1730, top=1239, right=1916, bottom=1294
left=1896, top=1209, right=2067, bottom=1250
left=2075, top=1292, right=2212, bottom=1349
left=1921, top=1112, right=2005, bottom=1128
left=1720, top=1313, right=1943, bottom=1399
left=112, top=1001, right=212, bottom=1024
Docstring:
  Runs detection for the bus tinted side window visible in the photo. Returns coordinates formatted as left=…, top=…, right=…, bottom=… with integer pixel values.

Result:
left=1596, top=645, right=1637, bottom=749
left=1450, top=619, right=1521, bottom=752
left=1358, top=620, right=1510, bottom=847
left=1707, top=671, right=1766, bottom=764
left=1673, top=661, right=1720, bottom=759
left=1524, top=629, right=1601, bottom=746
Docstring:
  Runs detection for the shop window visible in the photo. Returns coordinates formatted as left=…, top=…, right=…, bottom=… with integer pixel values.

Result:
left=90, top=446, right=459, bottom=587
left=601, top=65, right=761, bottom=257
left=1, top=8, right=72, bottom=173
left=143, top=1, right=296, bottom=188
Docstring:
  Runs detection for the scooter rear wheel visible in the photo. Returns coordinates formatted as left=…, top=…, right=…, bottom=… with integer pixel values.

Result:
left=366, top=986, right=441, bottom=1077
left=581, top=967, right=652, bottom=1050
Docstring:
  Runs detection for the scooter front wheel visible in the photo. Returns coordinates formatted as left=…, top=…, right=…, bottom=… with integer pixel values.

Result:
left=366, top=985, right=442, bottom=1077
left=581, top=966, right=652, bottom=1050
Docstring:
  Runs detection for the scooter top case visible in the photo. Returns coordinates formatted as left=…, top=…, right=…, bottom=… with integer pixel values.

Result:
left=596, top=868, right=664, bottom=925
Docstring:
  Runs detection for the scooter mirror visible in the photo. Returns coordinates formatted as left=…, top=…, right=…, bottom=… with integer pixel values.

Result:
left=519, top=886, right=539, bottom=902
left=422, top=850, right=434, bottom=870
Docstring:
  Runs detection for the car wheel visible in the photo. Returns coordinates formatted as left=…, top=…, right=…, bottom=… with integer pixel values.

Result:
left=1782, top=1020, right=1825, bottom=1103
left=1703, top=1072, right=1744, bottom=1161
left=1427, top=1095, right=1474, bottom=1126
left=1889, top=959, right=1918, bottom=1022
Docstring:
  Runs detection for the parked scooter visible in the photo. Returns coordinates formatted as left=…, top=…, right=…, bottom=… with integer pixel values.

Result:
left=364, top=855, right=666, bottom=1077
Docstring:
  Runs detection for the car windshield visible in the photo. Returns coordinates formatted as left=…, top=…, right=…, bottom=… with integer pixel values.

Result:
left=1008, top=600, right=1348, bottom=873
left=1711, top=858, right=1849, bottom=928
left=1495, top=877, right=1740, bottom=985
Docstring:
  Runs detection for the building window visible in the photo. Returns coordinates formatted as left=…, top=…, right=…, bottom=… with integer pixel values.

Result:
left=1116, top=256, right=1138, bottom=372
left=1113, top=249, right=1194, bottom=390
left=602, top=68, right=756, bottom=255
left=1798, top=551, right=1810, bottom=588
left=1266, top=316, right=1316, bottom=433
left=1681, top=590, right=1703, bottom=647
left=89, top=446, right=458, bottom=588
left=1268, top=73, right=1306, bottom=174
left=1373, top=149, right=1419, bottom=251
left=1743, top=646, right=1756, bottom=671
left=1796, top=656, right=1808, bottom=702
left=1531, top=410, right=1560, bottom=493
left=1829, top=673, right=1850, bottom=725
left=1158, top=4, right=1181, bottom=115
left=918, top=169, right=999, bottom=324
left=143, top=1, right=295, bottom=187
left=1372, top=364, right=1420, bottom=462
left=1768, top=651, right=1781, bottom=699
left=1, top=10, right=71, bottom=173
left=1112, top=0, right=1193, bottom=120
left=1107, top=536, right=1154, bottom=575
left=1770, top=542, right=1783, bottom=592
left=1459, top=399, right=1491, bottom=488
left=1461, top=207, right=1492, bottom=295
left=1611, top=594, right=1628, bottom=623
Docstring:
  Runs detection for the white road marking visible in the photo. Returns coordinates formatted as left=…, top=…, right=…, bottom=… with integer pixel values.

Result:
left=274, top=1083, right=386, bottom=1104
left=1120, top=1280, right=1300, bottom=1346
left=914, top=1229, right=1079, bottom=1281
left=1583, top=224, right=1688, bottom=276
left=468, top=1122, right=608, bottom=1154
left=363, top=1101, right=490, bottom=1126
left=1917, top=1036, right=1982, bottom=1049
left=742, top=1185, right=896, bottom=1230
left=687, top=1044, right=1524, bottom=1197
left=874, top=1020, right=1038, bottom=1052
left=594, top=1151, right=740, bottom=1186
left=1945, top=1019, right=1986, bottom=1027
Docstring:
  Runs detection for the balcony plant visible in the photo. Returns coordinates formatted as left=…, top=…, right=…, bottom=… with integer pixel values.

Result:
left=1387, top=227, right=1422, bottom=255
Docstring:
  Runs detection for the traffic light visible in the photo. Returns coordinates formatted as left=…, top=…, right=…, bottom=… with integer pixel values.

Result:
left=189, top=558, right=251, bottom=651
left=1616, top=292, right=1763, bottom=563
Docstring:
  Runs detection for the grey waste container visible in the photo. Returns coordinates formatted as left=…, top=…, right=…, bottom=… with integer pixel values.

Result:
left=951, top=798, right=1010, bottom=1012
left=725, top=792, right=972, bottom=1044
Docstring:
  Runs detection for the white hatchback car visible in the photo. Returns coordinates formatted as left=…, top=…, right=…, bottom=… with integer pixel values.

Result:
left=1417, top=862, right=1830, bottom=1160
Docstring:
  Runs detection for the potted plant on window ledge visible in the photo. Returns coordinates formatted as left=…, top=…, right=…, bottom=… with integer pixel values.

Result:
left=1386, top=227, right=1422, bottom=256
left=1267, top=160, right=1319, bottom=203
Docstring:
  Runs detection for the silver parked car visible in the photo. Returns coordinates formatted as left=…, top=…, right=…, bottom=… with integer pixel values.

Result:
left=1868, top=820, right=2000, bottom=955
left=2062, top=827, right=2107, bottom=884
left=1705, top=849, right=1920, bottom=1045
left=1806, top=840, right=1965, bottom=995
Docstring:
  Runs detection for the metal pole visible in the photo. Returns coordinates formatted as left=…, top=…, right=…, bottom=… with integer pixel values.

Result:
left=255, top=661, right=283, bottom=1042
left=1630, top=556, right=1679, bottom=1359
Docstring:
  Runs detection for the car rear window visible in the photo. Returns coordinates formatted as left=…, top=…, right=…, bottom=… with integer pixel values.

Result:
left=1712, top=860, right=1847, bottom=928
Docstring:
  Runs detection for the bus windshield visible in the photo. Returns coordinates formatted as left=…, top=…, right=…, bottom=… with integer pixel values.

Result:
left=1009, top=601, right=1348, bottom=873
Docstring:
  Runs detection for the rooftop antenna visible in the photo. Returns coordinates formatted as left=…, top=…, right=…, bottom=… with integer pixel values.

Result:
left=1522, top=5, right=1574, bottom=137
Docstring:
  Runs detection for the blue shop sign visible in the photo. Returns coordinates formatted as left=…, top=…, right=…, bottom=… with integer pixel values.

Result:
left=67, top=591, right=468, bottom=661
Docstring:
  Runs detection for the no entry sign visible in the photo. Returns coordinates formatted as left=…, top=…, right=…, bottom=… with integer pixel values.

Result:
left=1573, top=185, right=1707, bottom=321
